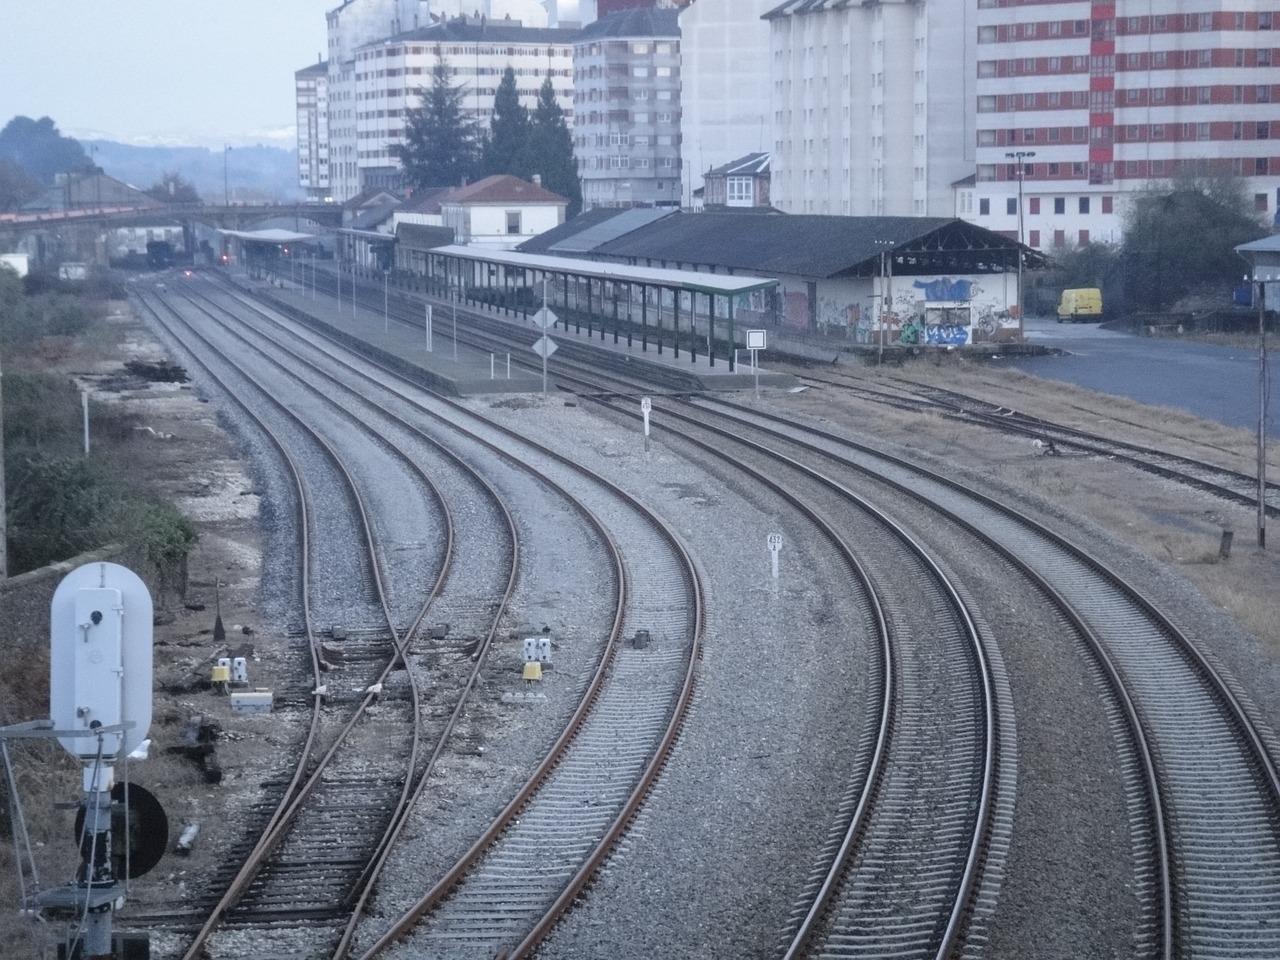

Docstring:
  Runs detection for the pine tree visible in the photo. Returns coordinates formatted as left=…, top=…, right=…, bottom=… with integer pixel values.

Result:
left=394, top=58, right=480, bottom=190
left=481, top=67, right=531, bottom=178
left=525, top=77, right=582, bottom=217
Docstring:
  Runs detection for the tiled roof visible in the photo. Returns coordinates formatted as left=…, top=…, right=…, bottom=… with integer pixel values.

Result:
left=577, top=9, right=680, bottom=40
left=442, top=175, right=568, bottom=206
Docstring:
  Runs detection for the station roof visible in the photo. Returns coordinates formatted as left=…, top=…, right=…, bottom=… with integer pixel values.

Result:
left=579, top=211, right=1043, bottom=278
left=219, top=228, right=318, bottom=244
left=430, top=244, right=777, bottom=296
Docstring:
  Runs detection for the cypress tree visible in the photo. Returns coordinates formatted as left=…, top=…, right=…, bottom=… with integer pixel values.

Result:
left=525, top=76, right=582, bottom=217
left=394, top=57, right=480, bottom=190
left=481, top=67, right=531, bottom=178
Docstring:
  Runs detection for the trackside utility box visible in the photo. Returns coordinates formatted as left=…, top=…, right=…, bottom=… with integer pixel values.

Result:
left=1057, top=288, right=1103, bottom=322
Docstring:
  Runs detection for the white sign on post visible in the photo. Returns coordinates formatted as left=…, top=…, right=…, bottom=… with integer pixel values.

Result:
left=767, top=532, right=783, bottom=580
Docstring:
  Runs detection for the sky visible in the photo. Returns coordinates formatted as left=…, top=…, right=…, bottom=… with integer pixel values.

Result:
left=0, top=1, right=335, bottom=149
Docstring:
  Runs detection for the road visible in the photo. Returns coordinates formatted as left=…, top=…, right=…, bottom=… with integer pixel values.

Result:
left=1008, top=316, right=1276, bottom=437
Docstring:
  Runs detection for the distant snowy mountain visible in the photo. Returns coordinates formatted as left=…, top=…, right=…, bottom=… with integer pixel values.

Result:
left=79, top=139, right=302, bottom=204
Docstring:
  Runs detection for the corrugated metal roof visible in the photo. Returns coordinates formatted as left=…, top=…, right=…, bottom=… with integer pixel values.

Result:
left=430, top=244, right=776, bottom=296
left=588, top=212, right=1035, bottom=277
left=517, top=209, right=623, bottom=254
left=549, top=208, right=674, bottom=253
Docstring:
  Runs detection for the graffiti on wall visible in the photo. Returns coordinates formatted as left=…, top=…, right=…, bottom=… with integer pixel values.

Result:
left=922, top=324, right=971, bottom=346
left=912, top=277, right=977, bottom=302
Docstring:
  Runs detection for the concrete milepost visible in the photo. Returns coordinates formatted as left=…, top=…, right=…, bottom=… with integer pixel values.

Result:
left=641, top=396, right=652, bottom=451
left=767, top=532, right=783, bottom=580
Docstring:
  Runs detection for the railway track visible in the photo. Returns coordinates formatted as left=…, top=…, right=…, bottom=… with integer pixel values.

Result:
left=137, top=280, right=706, bottom=958
left=671, top=395, right=1280, bottom=957
left=190, top=270, right=1280, bottom=955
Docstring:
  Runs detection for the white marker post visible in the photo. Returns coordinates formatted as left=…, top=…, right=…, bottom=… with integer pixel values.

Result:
left=532, top=282, right=559, bottom=395
left=425, top=304, right=433, bottom=352
left=641, top=396, right=652, bottom=452
left=747, top=329, right=766, bottom=398
left=767, top=532, right=783, bottom=581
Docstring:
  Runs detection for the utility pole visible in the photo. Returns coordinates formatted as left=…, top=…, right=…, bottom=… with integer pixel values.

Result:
left=1258, top=277, right=1269, bottom=548
left=0, top=347, right=6, bottom=578
left=1006, top=150, right=1036, bottom=339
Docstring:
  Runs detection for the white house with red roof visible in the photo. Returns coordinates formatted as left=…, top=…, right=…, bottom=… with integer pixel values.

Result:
left=439, top=174, right=569, bottom=249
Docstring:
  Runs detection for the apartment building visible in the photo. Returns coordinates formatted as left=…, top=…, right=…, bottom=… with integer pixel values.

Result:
left=574, top=9, right=682, bottom=209
left=765, top=0, right=978, bottom=217
left=969, top=1, right=1280, bottom=249
left=677, top=0, right=775, bottom=208
left=296, top=60, right=331, bottom=202
left=315, top=0, right=569, bottom=201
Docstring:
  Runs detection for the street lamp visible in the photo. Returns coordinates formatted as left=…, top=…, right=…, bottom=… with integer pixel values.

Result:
left=1006, top=150, right=1036, bottom=340
left=223, top=145, right=231, bottom=207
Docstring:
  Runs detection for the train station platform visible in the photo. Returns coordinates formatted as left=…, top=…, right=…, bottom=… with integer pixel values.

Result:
left=227, top=267, right=798, bottom=398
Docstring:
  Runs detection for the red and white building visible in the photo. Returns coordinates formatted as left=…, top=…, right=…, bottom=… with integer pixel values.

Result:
left=966, top=1, right=1280, bottom=249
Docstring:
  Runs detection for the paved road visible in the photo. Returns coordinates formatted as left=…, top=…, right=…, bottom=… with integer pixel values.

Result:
left=1006, top=317, right=1276, bottom=438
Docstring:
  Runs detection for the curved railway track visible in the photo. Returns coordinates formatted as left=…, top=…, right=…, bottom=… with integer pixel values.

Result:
left=670, top=394, right=1280, bottom=957
left=138, top=281, right=707, bottom=959
left=175, top=271, right=1280, bottom=955
left=134, top=291, right=452, bottom=957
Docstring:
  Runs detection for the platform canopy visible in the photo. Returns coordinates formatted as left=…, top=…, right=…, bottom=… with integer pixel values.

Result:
left=429, top=243, right=778, bottom=297
left=218, top=228, right=318, bottom=244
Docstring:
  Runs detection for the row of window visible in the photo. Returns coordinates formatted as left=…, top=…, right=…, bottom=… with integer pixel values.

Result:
left=981, top=48, right=1274, bottom=77
left=985, top=84, right=1276, bottom=113
left=992, top=119, right=1279, bottom=147
left=978, top=156, right=1274, bottom=182
left=577, top=112, right=677, bottom=127
left=979, top=10, right=1274, bottom=40
left=356, top=66, right=571, bottom=81
left=979, top=84, right=1274, bottom=113
left=577, top=156, right=678, bottom=170
left=578, top=41, right=676, bottom=57
left=574, top=132, right=676, bottom=147
left=357, top=45, right=572, bottom=61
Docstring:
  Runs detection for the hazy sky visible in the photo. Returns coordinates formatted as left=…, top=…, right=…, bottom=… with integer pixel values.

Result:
left=0, top=1, right=335, bottom=149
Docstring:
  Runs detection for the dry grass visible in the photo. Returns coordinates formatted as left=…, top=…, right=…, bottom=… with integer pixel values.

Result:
left=776, top=358, right=1280, bottom=665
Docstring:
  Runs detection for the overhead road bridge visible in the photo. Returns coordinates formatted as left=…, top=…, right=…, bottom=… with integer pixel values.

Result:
left=417, top=244, right=779, bottom=372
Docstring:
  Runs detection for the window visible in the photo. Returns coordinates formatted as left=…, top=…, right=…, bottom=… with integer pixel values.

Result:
left=1007, top=197, right=1018, bottom=215
left=727, top=176, right=753, bottom=206
left=1102, top=196, right=1113, bottom=214
left=1054, top=197, right=1066, bottom=214
left=1256, top=193, right=1270, bottom=212
left=1048, top=162, right=1060, bottom=175
left=979, top=197, right=990, bottom=215
left=505, top=211, right=521, bottom=234
left=632, top=42, right=649, bottom=54
left=1079, top=197, right=1090, bottom=214
left=1261, top=122, right=1272, bottom=139
left=1152, top=123, right=1165, bottom=139
left=1028, top=196, right=1041, bottom=216
left=1029, top=229, right=1040, bottom=247
left=1261, top=49, right=1273, bottom=66
left=1053, top=229, right=1066, bottom=247
left=1078, top=229, right=1090, bottom=245
left=1257, top=157, right=1270, bottom=175
left=1259, top=85, right=1273, bottom=102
